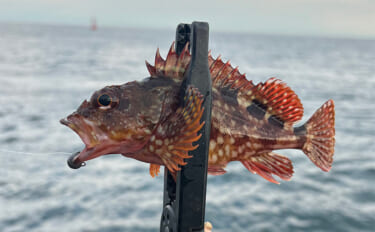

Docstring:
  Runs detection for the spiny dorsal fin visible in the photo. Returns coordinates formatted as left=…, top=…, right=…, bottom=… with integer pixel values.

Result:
left=146, top=43, right=303, bottom=125
left=146, top=42, right=191, bottom=80
left=208, top=52, right=303, bottom=124
left=208, top=53, right=254, bottom=91
left=146, top=42, right=252, bottom=90
left=146, top=42, right=254, bottom=92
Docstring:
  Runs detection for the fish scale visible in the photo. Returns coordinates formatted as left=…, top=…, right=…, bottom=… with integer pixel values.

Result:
left=61, top=42, right=335, bottom=184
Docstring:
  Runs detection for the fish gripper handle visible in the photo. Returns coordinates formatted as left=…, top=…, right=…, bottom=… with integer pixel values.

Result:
left=161, top=21, right=212, bottom=232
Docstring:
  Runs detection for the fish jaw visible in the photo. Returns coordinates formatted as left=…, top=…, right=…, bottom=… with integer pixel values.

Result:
left=60, top=113, right=146, bottom=163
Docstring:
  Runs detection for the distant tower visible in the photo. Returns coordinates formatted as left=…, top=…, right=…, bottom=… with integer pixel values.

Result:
left=91, top=17, right=97, bottom=31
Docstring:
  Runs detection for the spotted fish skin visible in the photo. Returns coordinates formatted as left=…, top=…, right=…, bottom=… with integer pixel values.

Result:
left=61, top=42, right=335, bottom=184
left=145, top=42, right=335, bottom=183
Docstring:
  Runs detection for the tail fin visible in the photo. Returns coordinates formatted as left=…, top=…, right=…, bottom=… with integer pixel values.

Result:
left=302, top=100, right=335, bottom=171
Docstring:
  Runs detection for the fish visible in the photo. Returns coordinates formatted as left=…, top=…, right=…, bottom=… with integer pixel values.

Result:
left=60, top=42, right=335, bottom=184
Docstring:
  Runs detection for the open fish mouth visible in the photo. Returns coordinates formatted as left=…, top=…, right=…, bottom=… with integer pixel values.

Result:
left=60, top=114, right=120, bottom=163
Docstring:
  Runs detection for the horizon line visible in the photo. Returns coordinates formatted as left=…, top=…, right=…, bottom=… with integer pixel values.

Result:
left=1, top=20, right=374, bottom=41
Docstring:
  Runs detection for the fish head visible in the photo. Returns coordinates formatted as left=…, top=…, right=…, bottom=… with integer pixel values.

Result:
left=60, top=82, right=154, bottom=163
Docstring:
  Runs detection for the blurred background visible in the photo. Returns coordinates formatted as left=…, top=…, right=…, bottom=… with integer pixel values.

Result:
left=0, top=0, right=374, bottom=231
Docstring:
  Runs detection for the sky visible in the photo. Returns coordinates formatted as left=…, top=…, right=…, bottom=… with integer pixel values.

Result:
left=0, top=0, right=374, bottom=39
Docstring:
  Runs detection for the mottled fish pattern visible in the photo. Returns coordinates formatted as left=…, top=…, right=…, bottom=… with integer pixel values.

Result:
left=61, top=42, right=335, bottom=184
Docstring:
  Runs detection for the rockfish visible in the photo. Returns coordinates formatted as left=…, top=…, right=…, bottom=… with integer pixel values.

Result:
left=61, top=43, right=335, bottom=184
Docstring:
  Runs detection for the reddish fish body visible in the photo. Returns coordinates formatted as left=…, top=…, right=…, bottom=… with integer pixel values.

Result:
left=61, top=43, right=335, bottom=184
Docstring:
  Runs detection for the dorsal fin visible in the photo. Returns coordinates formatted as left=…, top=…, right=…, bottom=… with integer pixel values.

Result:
left=208, top=53, right=254, bottom=91
left=208, top=52, right=303, bottom=124
left=146, top=42, right=191, bottom=80
left=146, top=43, right=303, bottom=125
left=252, top=78, right=303, bottom=123
left=146, top=42, right=253, bottom=91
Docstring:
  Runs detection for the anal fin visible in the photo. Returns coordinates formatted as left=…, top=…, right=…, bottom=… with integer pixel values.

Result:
left=241, top=152, right=294, bottom=184
left=208, top=166, right=227, bottom=176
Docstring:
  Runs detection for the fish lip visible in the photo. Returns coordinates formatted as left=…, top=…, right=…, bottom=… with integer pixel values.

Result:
left=60, top=117, right=73, bottom=127
left=75, top=146, right=102, bottom=163
left=60, top=114, right=98, bottom=147
left=60, top=114, right=107, bottom=162
left=61, top=113, right=145, bottom=163
left=60, top=115, right=81, bottom=131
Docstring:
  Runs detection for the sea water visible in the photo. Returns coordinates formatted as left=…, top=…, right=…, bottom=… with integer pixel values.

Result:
left=0, top=23, right=374, bottom=232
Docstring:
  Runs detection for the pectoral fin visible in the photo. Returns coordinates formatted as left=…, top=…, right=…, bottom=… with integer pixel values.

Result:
left=149, top=163, right=161, bottom=178
left=147, top=86, right=205, bottom=174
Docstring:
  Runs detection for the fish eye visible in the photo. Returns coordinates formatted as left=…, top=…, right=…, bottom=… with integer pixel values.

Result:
left=97, top=94, right=112, bottom=107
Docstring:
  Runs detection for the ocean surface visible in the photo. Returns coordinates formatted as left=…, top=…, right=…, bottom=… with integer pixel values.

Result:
left=0, top=23, right=374, bottom=232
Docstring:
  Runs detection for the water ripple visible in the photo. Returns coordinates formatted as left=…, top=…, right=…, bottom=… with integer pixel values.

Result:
left=0, top=23, right=374, bottom=232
